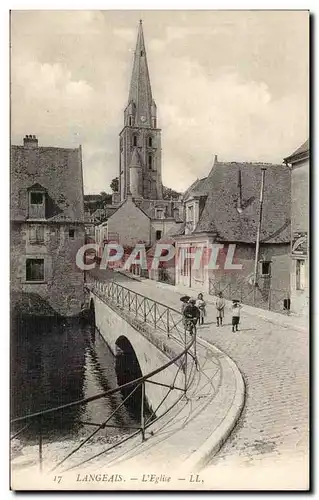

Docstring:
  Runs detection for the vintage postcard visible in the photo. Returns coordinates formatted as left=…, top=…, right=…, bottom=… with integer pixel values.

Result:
left=10, top=10, right=309, bottom=491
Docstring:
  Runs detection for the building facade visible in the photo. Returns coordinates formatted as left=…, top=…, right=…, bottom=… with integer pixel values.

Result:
left=172, top=157, right=291, bottom=312
left=11, top=135, right=85, bottom=317
left=284, top=139, right=309, bottom=316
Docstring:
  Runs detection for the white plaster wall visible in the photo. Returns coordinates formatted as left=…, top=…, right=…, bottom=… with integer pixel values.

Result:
left=92, top=294, right=186, bottom=415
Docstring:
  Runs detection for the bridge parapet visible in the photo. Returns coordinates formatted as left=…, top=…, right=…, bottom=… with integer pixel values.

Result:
left=89, top=279, right=199, bottom=416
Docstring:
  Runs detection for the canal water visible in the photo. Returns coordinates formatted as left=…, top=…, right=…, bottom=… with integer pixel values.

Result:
left=11, top=316, right=143, bottom=447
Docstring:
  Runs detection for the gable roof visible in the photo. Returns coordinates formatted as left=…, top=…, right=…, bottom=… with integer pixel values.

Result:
left=184, top=177, right=209, bottom=200
left=193, top=161, right=291, bottom=244
left=11, top=144, right=84, bottom=222
left=107, top=196, right=151, bottom=221
left=284, top=139, right=309, bottom=162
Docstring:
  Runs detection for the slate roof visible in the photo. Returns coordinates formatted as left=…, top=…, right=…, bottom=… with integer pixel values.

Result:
left=284, top=139, right=309, bottom=162
left=11, top=143, right=84, bottom=222
left=134, top=199, right=183, bottom=220
left=92, top=206, right=119, bottom=221
left=193, top=161, right=291, bottom=244
left=183, top=176, right=209, bottom=200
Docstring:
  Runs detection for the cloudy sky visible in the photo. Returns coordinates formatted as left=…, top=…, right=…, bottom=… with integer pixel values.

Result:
left=10, top=10, right=309, bottom=194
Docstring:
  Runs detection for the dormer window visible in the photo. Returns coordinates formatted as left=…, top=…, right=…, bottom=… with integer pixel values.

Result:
left=28, top=187, right=46, bottom=219
left=155, top=208, right=164, bottom=219
left=185, top=200, right=199, bottom=234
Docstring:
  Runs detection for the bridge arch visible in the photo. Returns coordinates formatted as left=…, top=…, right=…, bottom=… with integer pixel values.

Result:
left=89, top=291, right=185, bottom=412
left=115, top=335, right=150, bottom=417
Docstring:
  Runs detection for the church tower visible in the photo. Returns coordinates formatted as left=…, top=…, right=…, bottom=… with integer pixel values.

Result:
left=119, top=21, right=163, bottom=201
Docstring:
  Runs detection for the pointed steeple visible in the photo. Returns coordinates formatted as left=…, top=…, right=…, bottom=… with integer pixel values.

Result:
left=127, top=20, right=155, bottom=127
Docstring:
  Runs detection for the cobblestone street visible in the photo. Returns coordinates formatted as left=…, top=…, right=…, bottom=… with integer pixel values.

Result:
left=90, top=269, right=309, bottom=473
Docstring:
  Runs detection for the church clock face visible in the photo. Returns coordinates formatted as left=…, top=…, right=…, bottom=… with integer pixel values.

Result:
left=140, top=115, right=146, bottom=122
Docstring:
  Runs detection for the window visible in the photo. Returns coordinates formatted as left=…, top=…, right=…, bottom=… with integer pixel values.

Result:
left=69, top=229, right=75, bottom=238
left=29, top=225, right=44, bottom=245
left=129, top=116, right=132, bottom=126
left=133, top=135, right=137, bottom=147
left=148, top=154, right=153, bottom=170
left=26, top=258, right=45, bottom=282
left=261, top=261, right=271, bottom=276
left=140, top=50, right=143, bottom=56
left=155, top=208, right=164, bottom=219
left=148, top=136, right=153, bottom=147
left=187, top=205, right=194, bottom=222
left=296, top=259, right=306, bottom=290
left=156, top=230, right=162, bottom=240
left=152, top=118, right=157, bottom=128
left=30, top=192, right=43, bottom=204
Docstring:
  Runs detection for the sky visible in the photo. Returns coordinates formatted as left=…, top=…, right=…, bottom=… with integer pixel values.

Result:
left=10, top=10, right=309, bottom=194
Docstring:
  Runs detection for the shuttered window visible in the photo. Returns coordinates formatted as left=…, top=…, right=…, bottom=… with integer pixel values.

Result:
left=29, top=225, right=44, bottom=244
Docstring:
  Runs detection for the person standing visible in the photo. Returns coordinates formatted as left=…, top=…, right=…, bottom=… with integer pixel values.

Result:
left=196, top=293, right=206, bottom=325
left=215, top=292, right=225, bottom=327
left=182, top=298, right=200, bottom=335
left=231, top=300, right=242, bottom=332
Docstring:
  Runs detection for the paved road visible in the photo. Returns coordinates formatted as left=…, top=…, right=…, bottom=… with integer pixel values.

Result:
left=89, top=269, right=309, bottom=471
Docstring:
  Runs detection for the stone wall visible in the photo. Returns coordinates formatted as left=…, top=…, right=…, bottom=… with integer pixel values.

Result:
left=11, top=222, right=85, bottom=316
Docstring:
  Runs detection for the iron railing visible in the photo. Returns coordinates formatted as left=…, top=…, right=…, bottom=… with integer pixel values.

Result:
left=93, top=279, right=197, bottom=351
left=209, top=277, right=290, bottom=314
left=10, top=281, right=197, bottom=473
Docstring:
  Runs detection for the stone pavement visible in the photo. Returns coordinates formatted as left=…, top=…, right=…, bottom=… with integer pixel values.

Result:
left=90, top=269, right=309, bottom=488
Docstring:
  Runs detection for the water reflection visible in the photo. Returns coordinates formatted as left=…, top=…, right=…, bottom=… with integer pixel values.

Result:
left=11, top=316, right=141, bottom=444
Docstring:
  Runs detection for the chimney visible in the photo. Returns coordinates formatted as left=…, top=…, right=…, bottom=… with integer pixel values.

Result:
left=23, top=135, right=38, bottom=148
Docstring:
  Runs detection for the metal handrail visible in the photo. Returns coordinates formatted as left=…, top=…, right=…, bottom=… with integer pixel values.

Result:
left=92, top=279, right=188, bottom=346
left=11, top=336, right=194, bottom=425
left=11, top=280, right=197, bottom=473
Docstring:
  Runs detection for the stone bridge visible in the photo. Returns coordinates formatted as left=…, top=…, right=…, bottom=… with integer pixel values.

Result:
left=83, top=278, right=245, bottom=475
left=87, top=281, right=193, bottom=414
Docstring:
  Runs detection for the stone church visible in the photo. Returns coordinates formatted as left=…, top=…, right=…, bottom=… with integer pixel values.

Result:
left=95, top=21, right=183, bottom=250
left=119, top=20, right=162, bottom=201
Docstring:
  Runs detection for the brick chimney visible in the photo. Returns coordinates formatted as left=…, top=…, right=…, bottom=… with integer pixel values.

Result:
left=23, top=135, right=38, bottom=148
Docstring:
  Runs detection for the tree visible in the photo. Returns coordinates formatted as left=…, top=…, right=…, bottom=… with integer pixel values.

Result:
left=162, top=186, right=181, bottom=200
left=110, top=177, right=119, bottom=193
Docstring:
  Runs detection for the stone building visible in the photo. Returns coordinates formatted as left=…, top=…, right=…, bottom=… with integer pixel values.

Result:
left=172, top=157, right=292, bottom=312
left=284, top=139, right=309, bottom=316
left=11, top=135, right=85, bottom=317
left=119, top=20, right=162, bottom=201
left=95, top=195, right=183, bottom=249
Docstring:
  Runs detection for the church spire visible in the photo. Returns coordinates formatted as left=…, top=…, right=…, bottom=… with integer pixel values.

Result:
left=127, top=20, right=155, bottom=128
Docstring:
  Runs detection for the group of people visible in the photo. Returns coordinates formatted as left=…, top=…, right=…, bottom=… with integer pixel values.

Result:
left=181, top=292, right=242, bottom=333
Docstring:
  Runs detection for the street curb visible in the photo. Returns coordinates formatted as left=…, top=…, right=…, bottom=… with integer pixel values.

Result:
left=180, top=337, right=245, bottom=473
left=115, top=269, right=143, bottom=282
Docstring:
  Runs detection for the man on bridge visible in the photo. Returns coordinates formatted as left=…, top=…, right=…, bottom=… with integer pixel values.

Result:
left=182, top=298, right=200, bottom=335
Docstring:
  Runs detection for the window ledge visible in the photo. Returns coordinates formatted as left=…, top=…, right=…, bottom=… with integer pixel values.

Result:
left=23, top=281, right=47, bottom=285
left=26, top=218, right=47, bottom=222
